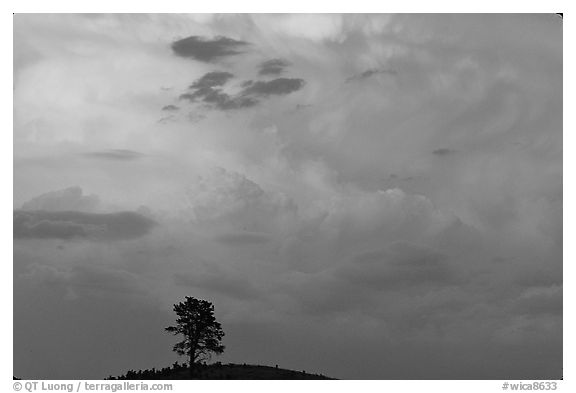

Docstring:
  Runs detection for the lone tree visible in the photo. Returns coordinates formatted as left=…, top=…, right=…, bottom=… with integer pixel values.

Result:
left=165, top=296, right=225, bottom=374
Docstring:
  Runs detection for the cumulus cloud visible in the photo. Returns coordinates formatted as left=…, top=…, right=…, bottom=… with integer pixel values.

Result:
left=171, top=35, right=250, bottom=62
left=14, top=210, right=157, bottom=241
left=181, top=167, right=298, bottom=230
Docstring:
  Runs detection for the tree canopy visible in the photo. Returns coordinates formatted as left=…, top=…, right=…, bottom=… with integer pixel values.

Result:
left=165, top=296, right=225, bottom=371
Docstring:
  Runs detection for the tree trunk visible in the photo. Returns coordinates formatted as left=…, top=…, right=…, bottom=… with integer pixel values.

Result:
left=187, top=330, right=196, bottom=377
left=188, top=336, right=198, bottom=377
left=188, top=351, right=194, bottom=377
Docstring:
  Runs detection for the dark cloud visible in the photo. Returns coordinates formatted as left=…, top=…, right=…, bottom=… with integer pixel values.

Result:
left=241, top=78, right=305, bottom=97
left=346, top=68, right=397, bottom=83
left=171, top=35, right=250, bottom=62
left=173, top=69, right=305, bottom=113
left=14, top=210, right=157, bottom=241
left=180, top=87, right=258, bottom=111
left=179, top=77, right=304, bottom=111
left=432, top=148, right=458, bottom=156
left=190, top=71, right=234, bottom=89
left=179, top=87, right=224, bottom=103
left=161, top=104, right=179, bottom=111
left=84, top=149, right=144, bottom=161
left=222, top=95, right=256, bottom=109
left=258, top=59, right=290, bottom=76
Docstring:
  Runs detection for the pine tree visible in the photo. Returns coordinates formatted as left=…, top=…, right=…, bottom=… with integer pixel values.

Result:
left=165, top=296, right=225, bottom=375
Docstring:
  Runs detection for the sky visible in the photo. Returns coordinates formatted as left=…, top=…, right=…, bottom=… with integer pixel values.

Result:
left=13, top=14, right=562, bottom=379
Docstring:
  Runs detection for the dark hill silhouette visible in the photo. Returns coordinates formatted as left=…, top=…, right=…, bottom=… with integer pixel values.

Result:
left=107, top=361, right=335, bottom=380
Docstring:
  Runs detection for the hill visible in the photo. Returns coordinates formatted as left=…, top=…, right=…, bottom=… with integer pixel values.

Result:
left=107, top=362, right=335, bottom=380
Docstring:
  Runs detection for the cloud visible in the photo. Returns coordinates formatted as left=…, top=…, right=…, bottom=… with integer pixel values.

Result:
left=171, top=35, right=250, bottom=62
left=161, top=104, right=179, bottom=111
left=258, top=59, right=290, bottom=76
left=14, top=210, right=157, bottom=241
left=335, top=242, right=457, bottom=291
left=510, top=285, right=562, bottom=316
left=13, top=14, right=562, bottom=380
left=241, top=78, right=306, bottom=97
left=178, top=73, right=305, bottom=111
left=175, top=271, right=261, bottom=300
left=180, top=87, right=259, bottom=111
left=15, top=256, right=172, bottom=379
left=346, top=68, right=397, bottom=83
left=189, top=71, right=234, bottom=89
left=215, top=231, right=272, bottom=245
left=178, top=72, right=248, bottom=110
left=432, top=148, right=458, bottom=157
left=84, top=149, right=144, bottom=161
left=69, top=264, right=149, bottom=296
left=21, top=187, right=100, bottom=212
left=182, top=167, right=297, bottom=230
left=250, top=14, right=345, bottom=42
left=22, top=263, right=148, bottom=298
